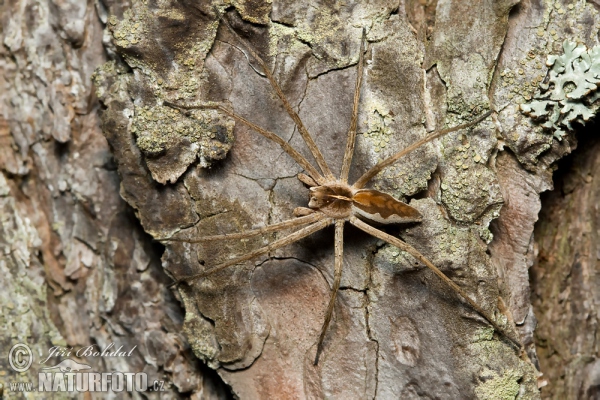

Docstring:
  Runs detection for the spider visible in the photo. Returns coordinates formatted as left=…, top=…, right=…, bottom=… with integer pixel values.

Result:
left=161, top=16, right=522, bottom=365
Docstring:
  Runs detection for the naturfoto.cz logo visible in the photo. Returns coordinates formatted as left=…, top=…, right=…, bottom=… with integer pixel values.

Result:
left=5, top=343, right=165, bottom=394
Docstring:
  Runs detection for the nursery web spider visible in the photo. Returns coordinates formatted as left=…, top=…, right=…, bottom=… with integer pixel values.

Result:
left=161, top=18, right=522, bottom=365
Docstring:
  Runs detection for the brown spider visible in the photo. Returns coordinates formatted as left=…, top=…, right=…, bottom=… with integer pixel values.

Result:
left=161, top=17, right=521, bottom=365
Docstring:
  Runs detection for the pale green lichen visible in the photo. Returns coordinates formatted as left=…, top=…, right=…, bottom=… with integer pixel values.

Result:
left=97, top=5, right=233, bottom=177
left=474, top=368, right=521, bottom=400
left=232, top=0, right=272, bottom=25
left=109, top=11, right=145, bottom=48
left=440, top=143, right=502, bottom=223
left=132, top=104, right=234, bottom=160
left=520, top=40, right=600, bottom=140
left=0, top=172, right=69, bottom=394
left=108, top=7, right=216, bottom=99
left=268, top=23, right=307, bottom=60
left=363, top=103, right=394, bottom=153
left=362, top=98, right=434, bottom=198
left=182, top=309, right=221, bottom=369
left=468, top=332, right=541, bottom=400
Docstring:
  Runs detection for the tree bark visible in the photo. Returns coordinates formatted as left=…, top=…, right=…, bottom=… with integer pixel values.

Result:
left=532, top=124, right=600, bottom=400
left=2, top=0, right=599, bottom=399
left=0, top=0, right=229, bottom=398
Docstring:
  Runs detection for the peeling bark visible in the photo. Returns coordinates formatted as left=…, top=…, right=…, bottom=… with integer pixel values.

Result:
left=2, top=0, right=600, bottom=399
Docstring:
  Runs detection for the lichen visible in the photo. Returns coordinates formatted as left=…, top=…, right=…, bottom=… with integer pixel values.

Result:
left=361, top=97, right=434, bottom=199
left=108, top=11, right=145, bottom=49
left=131, top=104, right=234, bottom=161
left=468, top=332, right=540, bottom=400
left=232, top=0, right=272, bottom=25
left=182, top=310, right=221, bottom=369
left=107, top=6, right=217, bottom=98
left=520, top=40, right=600, bottom=140
left=363, top=102, right=394, bottom=154
left=268, top=23, right=306, bottom=59
left=94, top=3, right=237, bottom=184
left=474, top=367, right=521, bottom=400
left=440, top=147, right=503, bottom=227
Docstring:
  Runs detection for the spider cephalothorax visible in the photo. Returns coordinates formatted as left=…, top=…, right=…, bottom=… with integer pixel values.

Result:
left=307, top=184, right=354, bottom=216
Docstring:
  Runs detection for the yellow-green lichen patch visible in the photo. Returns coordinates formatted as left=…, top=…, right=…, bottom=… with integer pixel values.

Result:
left=436, top=224, right=468, bottom=256
left=132, top=105, right=216, bottom=155
left=499, top=64, right=547, bottom=104
left=109, top=11, right=146, bottom=49
left=232, top=0, right=272, bottom=25
left=474, top=367, right=521, bottom=400
left=285, top=4, right=370, bottom=76
left=370, top=198, right=470, bottom=275
left=175, top=39, right=215, bottom=72
left=361, top=99, right=434, bottom=198
left=268, top=23, right=307, bottom=60
left=467, top=329, right=540, bottom=400
left=521, top=40, right=600, bottom=140
left=471, top=325, right=496, bottom=343
left=182, top=310, right=221, bottom=369
left=132, top=104, right=234, bottom=183
left=440, top=143, right=503, bottom=225
left=170, top=22, right=219, bottom=96
left=363, top=102, right=394, bottom=154
left=108, top=6, right=219, bottom=97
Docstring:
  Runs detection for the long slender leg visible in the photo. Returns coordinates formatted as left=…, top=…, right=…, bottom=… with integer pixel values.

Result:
left=173, top=217, right=333, bottom=286
left=352, top=110, right=493, bottom=189
left=221, top=18, right=335, bottom=180
left=314, top=219, right=345, bottom=365
left=158, top=212, right=323, bottom=243
left=340, top=28, right=366, bottom=183
left=163, top=101, right=325, bottom=185
left=349, top=216, right=522, bottom=350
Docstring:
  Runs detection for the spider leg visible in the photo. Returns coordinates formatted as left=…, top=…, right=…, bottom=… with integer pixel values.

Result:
left=221, top=18, right=335, bottom=180
left=163, top=101, right=325, bottom=185
left=352, top=110, right=493, bottom=189
left=297, top=173, right=318, bottom=188
left=340, top=28, right=366, bottom=183
left=349, top=216, right=523, bottom=350
left=158, top=212, right=323, bottom=243
left=171, top=217, right=333, bottom=286
left=314, top=219, right=345, bottom=365
left=293, top=207, right=315, bottom=217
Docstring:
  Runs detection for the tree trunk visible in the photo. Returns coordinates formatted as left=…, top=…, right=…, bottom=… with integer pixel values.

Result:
left=0, top=0, right=229, bottom=398
left=532, top=124, right=600, bottom=400
left=2, top=0, right=599, bottom=399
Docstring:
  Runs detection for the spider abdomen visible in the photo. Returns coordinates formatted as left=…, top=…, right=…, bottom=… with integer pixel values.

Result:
left=351, top=189, right=422, bottom=224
